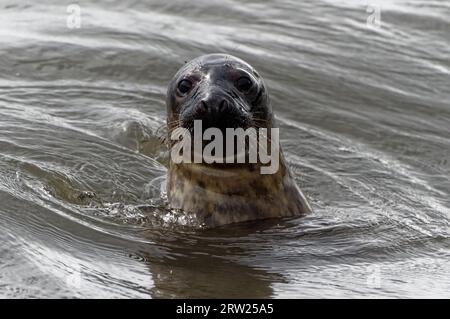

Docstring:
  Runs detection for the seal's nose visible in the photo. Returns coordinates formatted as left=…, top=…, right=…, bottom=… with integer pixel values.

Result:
left=182, top=88, right=246, bottom=131
left=199, top=97, right=229, bottom=114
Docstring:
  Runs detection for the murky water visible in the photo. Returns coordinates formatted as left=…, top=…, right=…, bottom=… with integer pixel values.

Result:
left=1, top=0, right=449, bottom=298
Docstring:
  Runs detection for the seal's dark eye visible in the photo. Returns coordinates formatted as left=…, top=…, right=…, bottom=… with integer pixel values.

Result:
left=236, top=76, right=252, bottom=92
left=178, top=79, right=192, bottom=95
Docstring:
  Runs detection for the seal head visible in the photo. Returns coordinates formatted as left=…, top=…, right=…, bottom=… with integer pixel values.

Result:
left=166, top=54, right=272, bottom=135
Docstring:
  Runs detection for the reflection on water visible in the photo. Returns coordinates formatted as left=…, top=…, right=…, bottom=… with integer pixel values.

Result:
left=0, top=0, right=449, bottom=298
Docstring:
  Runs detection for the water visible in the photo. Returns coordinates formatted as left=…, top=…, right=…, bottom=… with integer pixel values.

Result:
left=1, top=0, right=449, bottom=298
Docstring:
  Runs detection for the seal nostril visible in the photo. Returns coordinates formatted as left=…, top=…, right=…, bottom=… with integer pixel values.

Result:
left=199, top=100, right=208, bottom=113
left=219, top=100, right=228, bottom=112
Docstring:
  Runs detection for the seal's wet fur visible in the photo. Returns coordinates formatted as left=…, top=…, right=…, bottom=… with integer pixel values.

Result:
left=166, top=54, right=312, bottom=227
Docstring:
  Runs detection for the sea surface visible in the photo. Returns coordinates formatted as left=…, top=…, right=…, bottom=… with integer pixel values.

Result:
left=0, top=0, right=449, bottom=298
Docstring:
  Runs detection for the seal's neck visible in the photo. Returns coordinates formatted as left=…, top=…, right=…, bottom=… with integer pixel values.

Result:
left=166, top=156, right=312, bottom=227
left=168, top=161, right=284, bottom=195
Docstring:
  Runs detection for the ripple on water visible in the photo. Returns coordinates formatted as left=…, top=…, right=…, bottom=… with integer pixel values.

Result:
left=0, top=0, right=449, bottom=298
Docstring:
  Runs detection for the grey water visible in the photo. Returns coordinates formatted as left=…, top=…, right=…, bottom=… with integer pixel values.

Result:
left=0, top=0, right=449, bottom=298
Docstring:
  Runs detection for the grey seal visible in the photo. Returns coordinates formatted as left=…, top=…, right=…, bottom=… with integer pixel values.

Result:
left=165, top=54, right=312, bottom=227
